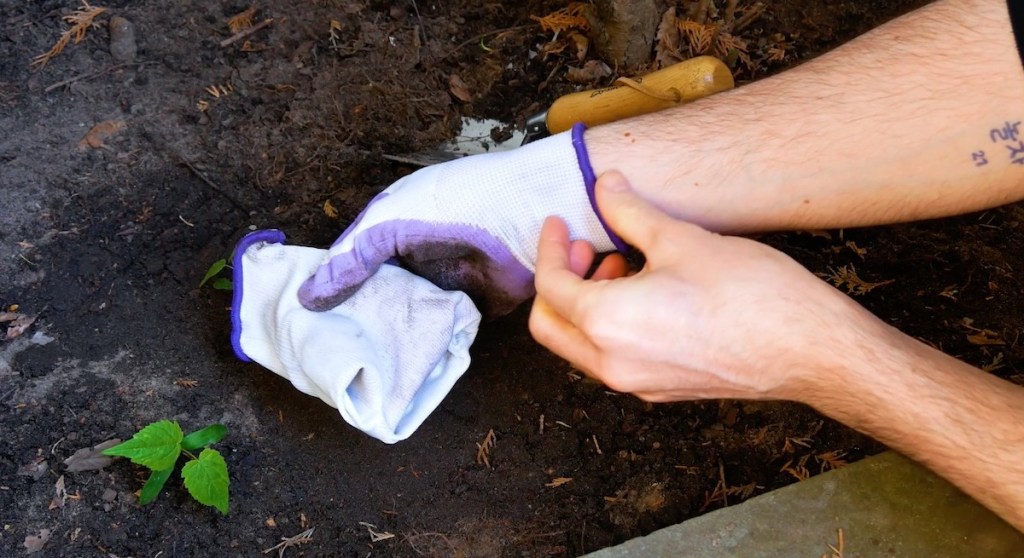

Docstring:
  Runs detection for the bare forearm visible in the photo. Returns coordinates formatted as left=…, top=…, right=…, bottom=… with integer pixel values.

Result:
left=808, top=314, right=1024, bottom=531
left=588, top=0, right=1024, bottom=233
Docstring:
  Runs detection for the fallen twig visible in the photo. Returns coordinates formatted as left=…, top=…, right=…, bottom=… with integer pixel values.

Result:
left=443, top=25, right=532, bottom=60
left=179, top=157, right=248, bottom=213
left=724, top=0, right=739, bottom=28
left=138, top=127, right=249, bottom=213
left=692, top=0, right=711, bottom=24
left=731, top=2, right=766, bottom=34
left=718, top=460, right=729, bottom=507
left=822, top=527, right=845, bottom=558
left=409, top=0, right=427, bottom=44
left=475, top=429, right=496, bottom=468
left=221, top=18, right=273, bottom=47
left=45, top=62, right=156, bottom=93
left=358, top=522, right=395, bottom=542
left=263, top=527, right=314, bottom=558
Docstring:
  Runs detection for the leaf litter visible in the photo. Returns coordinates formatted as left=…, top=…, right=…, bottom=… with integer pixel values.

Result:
left=48, top=475, right=68, bottom=510
left=31, top=1, right=108, bottom=70
left=63, top=438, right=122, bottom=472
left=77, top=120, right=126, bottom=150
left=2, top=311, right=36, bottom=340
left=23, top=528, right=51, bottom=554
left=18, top=457, right=48, bottom=480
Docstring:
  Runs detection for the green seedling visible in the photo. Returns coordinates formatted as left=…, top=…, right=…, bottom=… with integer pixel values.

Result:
left=103, top=420, right=230, bottom=514
left=200, top=258, right=233, bottom=290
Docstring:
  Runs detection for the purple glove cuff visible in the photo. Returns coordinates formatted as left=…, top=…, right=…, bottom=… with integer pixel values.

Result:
left=571, top=122, right=628, bottom=253
left=230, top=228, right=287, bottom=362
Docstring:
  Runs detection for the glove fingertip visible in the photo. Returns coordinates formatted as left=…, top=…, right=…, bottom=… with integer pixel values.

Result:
left=298, top=254, right=375, bottom=312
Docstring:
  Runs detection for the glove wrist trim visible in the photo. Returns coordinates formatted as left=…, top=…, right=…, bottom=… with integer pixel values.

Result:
left=231, top=228, right=287, bottom=362
left=571, top=123, right=628, bottom=252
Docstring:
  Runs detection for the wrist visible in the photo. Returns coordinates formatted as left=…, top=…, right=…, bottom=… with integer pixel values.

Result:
left=776, top=296, right=901, bottom=405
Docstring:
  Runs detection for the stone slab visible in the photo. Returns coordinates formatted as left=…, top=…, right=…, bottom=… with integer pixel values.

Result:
left=586, top=452, right=1024, bottom=557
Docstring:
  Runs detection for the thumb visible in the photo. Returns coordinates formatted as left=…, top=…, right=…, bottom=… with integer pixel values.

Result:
left=594, top=171, right=711, bottom=257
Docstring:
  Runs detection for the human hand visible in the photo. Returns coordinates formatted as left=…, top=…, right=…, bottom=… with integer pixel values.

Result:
left=529, top=170, right=881, bottom=402
left=298, top=125, right=625, bottom=319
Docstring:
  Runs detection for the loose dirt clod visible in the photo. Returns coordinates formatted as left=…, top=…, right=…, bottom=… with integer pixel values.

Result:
left=108, top=16, right=137, bottom=63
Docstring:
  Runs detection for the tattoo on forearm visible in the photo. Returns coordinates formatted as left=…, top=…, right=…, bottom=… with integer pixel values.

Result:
left=975, top=120, right=1023, bottom=167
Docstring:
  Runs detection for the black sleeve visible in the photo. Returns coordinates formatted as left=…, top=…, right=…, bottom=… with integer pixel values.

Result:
left=1011, top=0, right=1024, bottom=68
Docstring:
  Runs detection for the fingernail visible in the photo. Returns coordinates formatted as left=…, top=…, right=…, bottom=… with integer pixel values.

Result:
left=600, top=171, right=629, bottom=192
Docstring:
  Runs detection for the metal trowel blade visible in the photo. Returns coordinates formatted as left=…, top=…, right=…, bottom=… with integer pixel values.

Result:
left=383, top=117, right=525, bottom=167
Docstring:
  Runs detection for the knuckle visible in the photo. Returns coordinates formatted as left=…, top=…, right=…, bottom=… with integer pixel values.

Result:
left=527, top=306, right=548, bottom=342
left=528, top=301, right=570, bottom=351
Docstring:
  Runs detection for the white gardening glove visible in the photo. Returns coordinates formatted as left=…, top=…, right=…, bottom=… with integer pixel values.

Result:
left=298, top=124, right=626, bottom=318
left=231, top=230, right=482, bottom=444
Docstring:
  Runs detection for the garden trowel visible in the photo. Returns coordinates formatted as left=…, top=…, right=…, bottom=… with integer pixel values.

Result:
left=386, top=55, right=735, bottom=167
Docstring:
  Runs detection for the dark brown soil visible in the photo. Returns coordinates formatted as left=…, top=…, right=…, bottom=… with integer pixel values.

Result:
left=4, top=0, right=1020, bottom=556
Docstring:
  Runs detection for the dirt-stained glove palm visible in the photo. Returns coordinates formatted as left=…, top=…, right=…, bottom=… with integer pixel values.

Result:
left=298, top=124, right=625, bottom=318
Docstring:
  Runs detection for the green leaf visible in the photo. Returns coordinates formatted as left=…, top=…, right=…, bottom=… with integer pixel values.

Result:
left=199, top=259, right=227, bottom=288
left=102, top=420, right=183, bottom=471
left=139, top=467, right=174, bottom=505
left=181, top=424, right=228, bottom=451
left=182, top=449, right=230, bottom=515
left=211, top=278, right=233, bottom=291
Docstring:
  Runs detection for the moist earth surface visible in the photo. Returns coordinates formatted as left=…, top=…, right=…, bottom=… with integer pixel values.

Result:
left=3, top=0, right=1019, bottom=556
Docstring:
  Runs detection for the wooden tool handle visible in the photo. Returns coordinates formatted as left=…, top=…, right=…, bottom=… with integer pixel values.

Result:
left=545, top=56, right=735, bottom=134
